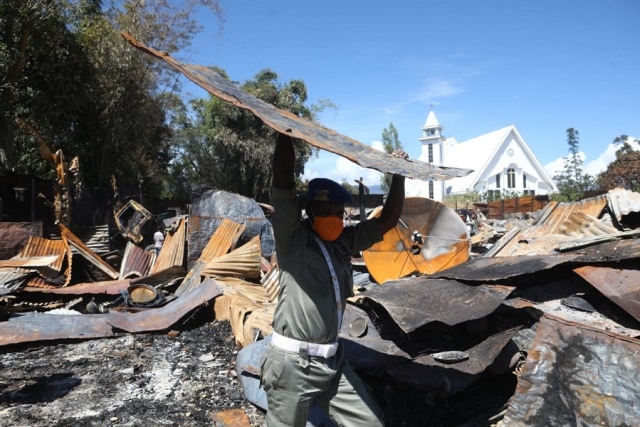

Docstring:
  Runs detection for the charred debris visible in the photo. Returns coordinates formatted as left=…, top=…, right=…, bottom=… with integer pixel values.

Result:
left=1, top=187, right=640, bottom=426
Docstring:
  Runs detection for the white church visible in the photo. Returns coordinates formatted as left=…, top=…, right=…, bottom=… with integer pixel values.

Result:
left=406, top=108, right=557, bottom=201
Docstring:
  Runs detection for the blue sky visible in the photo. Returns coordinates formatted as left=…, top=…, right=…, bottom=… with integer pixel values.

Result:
left=178, top=0, right=640, bottom=188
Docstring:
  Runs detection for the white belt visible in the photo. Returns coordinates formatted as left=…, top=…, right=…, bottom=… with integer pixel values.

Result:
left=271, top=332, right=338, bottom=358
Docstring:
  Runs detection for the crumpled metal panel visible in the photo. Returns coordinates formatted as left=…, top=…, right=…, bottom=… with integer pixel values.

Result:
left=486, top=193, right=611, bottom=257
left=358, top=276, right=513, bottom=333
left=574, top=264, right=640, bottom=322
left=150, top=217, right=187, bottom=274
left=503, top=314, right=640, bottom=426
left=386, top=328, right=519, bottom=396
left=60, top=223, right=119, bottom=280
left=123, top=33, right=472, bottom=182
left=606, top=187, right=640, bottom=224
left=431, top=254, right=581, bottom=282
left=120, top=241, right=155, bottom=279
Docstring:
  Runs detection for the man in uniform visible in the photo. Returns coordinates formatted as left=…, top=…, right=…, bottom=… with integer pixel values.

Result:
left=261, top=131, right=407, bottom=426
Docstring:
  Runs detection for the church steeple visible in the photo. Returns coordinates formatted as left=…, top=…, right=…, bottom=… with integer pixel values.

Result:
left=418, top=106, right=445, bottom=165
left=419, top=107, right=444, bottom=142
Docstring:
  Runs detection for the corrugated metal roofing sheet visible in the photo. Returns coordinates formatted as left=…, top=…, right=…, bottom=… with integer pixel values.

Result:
left=123, top=33, right=473, bottom=182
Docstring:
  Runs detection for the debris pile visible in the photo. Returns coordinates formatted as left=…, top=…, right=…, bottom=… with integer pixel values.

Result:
left=1, top=188, right=640, bottom=426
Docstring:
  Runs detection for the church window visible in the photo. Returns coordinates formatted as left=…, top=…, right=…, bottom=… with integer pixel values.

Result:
left=523, top=174, right=527, bottom=188
left=495, top=173, right=501, bottom=189
left=428, top=181, right=434, bottom=199
left=428, top=144, right=433, bottom=163
left=507, top=168, right=516, bottom=188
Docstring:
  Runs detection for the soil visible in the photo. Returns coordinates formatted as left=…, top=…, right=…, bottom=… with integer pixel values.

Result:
left=0, top=310, right=266, bottom=427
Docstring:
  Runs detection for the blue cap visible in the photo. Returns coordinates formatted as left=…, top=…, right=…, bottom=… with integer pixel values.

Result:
left=307, top=178, right=352, bottom=204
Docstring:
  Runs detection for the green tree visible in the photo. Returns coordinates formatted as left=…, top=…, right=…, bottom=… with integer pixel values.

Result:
left=169, top=69, right=331, bottom=202
left=553, top=128, right=596, bottom=202
left=2, top=0, right=223, bottom=221
left=380, top=122, right=403, bottom=192
left=597, top=135, right=640, bottom=192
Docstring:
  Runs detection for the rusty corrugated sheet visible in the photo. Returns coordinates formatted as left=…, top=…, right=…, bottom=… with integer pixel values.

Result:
left=357, top=276, right=513, bottom=333
left=486, top=192, right=615, bottom=257
left=199, top=218, right=245, bottom=263
left=120, top=241, right=155, bottom=279
left=574, top=264, right=640, bottom=322
left=123, top=33, right=472, bottom=182
left=150, top=217, right=187, bottom=274
left=13, top=236, right=72, bottom=287
left=502, top=314, right=640, bottom=426
left=59, top=223, right=119, bottom=280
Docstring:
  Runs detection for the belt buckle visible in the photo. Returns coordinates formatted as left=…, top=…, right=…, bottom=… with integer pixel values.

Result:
left=307, top=343, right=320, bottom=356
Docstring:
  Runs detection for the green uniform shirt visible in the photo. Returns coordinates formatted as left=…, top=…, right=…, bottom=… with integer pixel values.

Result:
left=271, top=186, right=383, bottom=344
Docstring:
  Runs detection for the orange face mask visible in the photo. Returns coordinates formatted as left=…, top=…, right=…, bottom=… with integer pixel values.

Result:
left=312, top=215, right=344, bottom=241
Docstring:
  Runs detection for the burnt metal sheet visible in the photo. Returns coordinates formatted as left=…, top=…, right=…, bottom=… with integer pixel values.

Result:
left=150, top=217, right=187, bottom=274
left=386, top=327, right=519, bottom=396
left=502, top=314, right=640, bottom=426
left=0, top=312, right=114, bottom=346
left=606, top=187, right=640, bottom=224
left=120, top=241, right=155, bottom=279
left=339, top=304, right=411, bottom=373
left=23, top=278, right=132, bottom=295
left=358, top=276, right=513, bottom=333
left=574, top=264, right=640, bottom=322
left=107, top=278, right=222, bottom=333
left=431, top=254, right=581, bottom=282
left=123, top=33, right=472, bottom=182
left=60, top=223, right=119, bottom=280
left=12, top=235, right=71, bottom=287
left=486, top=193, right=611, bottom=257
left=113, top=199, right=154, bottom=244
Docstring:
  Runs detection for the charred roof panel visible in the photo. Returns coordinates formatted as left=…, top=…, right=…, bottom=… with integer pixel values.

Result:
left=503, top=314, right=640, bottom=426
left=123, top=33, right=472, bottom=182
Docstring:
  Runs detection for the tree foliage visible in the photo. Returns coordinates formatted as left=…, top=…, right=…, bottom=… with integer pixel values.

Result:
left=380, top=122, right=402, bottom=192
left=597, top=135, right=640, bottom=192
left=0, top=0, right=223, bottom=221
left=552, top=128, right=596, bottom=202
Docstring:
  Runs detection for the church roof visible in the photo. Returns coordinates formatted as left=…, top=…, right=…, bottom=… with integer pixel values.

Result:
left=422, top=109, right=442, bottom=130
left=444, top=125, right=556, bottom=192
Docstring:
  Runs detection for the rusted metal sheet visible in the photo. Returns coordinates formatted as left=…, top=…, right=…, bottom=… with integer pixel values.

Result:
left=362, top=197, right=470, bottom=284
left=357, top=276, right=513, bottom=333
left=12, top=235, right=72, bottom=287
left=0, top=255, right=59, bottom=268
left=123, top=33, right=473, bottom=182
left=386, top=328, right=519, bottom=396
left=431, top=254, right=581, bottom=282
left=120, top=241, right=155, bottom=279
left=199, top=218, right=245, bottom=263
left=0, top=312, right=114, bottom=346
left=151, top=217, right=187, bottom=274
left=486, top=193, right=611, bottom=257
left=502, top=314, right=640, bottom=426
left=107, top=278, right=222, bottom=333
left=23, top=278, right=132, bottom=295
left=59, top=223, right=119, bottom=280
left=0, top=221, right=42, bottom=260
left=574, top=264, right=640, bottom=322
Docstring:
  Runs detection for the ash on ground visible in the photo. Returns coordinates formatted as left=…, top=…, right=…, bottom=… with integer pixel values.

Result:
left=0, top=310, right=266, bottom=427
